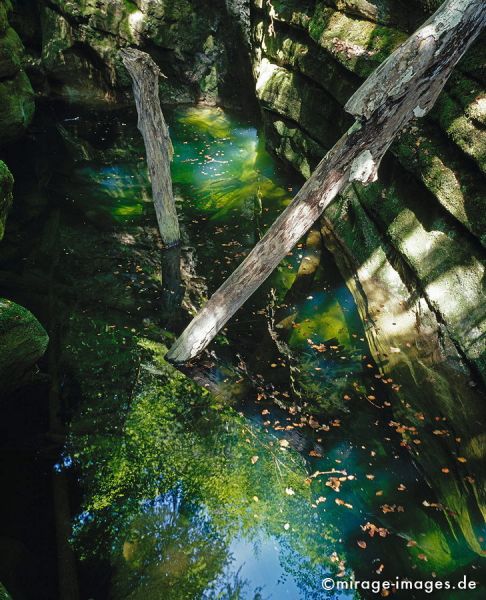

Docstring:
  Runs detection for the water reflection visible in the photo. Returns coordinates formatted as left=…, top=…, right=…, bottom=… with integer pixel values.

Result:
left=53, top=106, right=486, bottom=599
left=1, top=104, right=485, bottom=599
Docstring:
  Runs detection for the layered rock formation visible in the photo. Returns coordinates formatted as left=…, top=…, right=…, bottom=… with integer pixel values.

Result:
left=251, top=0, right=485, bottom=381
left=251, top=0, right=486, bottom=555
left=12, top=0, right=254, bottom=108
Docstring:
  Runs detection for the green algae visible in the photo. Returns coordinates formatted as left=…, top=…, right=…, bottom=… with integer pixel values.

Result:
left=176, top=106, right=233, bottom=139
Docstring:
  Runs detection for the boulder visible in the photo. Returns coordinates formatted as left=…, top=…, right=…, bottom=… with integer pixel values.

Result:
left=0, top=298, right=48, bottom=396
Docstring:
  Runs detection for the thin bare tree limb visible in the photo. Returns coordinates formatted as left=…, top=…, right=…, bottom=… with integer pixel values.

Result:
left=166, top=0, right=486, bottom=365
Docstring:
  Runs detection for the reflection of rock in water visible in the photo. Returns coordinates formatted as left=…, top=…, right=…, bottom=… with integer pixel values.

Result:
left=322, top=186, right=486, bottom=557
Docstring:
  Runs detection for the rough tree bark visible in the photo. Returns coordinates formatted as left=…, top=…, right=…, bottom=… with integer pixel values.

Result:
left=166, top=0, right=486, bottom=364
left=120, top=48, right=180, bottom=247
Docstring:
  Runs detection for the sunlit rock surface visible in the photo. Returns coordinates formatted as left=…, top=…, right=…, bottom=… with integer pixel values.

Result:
left=12, top=0, right=253, bottom=108
left=251, top=0, right=485, bottom=374
left=251, top=0, right=486, bottom=557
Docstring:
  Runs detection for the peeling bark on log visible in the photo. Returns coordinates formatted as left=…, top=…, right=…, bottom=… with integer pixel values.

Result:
left=120, top=48, right=180, bottom=247
left=166, top=0, right=486, bottom=365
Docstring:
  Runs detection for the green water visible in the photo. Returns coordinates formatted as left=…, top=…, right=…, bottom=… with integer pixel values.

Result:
left=1, top=105, right=485, bottom=599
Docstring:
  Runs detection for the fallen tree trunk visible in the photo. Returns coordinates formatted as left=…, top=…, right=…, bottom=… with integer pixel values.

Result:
left=166, top=0, right=486, bottom=364
left=120, top=48, right=180, bottom=247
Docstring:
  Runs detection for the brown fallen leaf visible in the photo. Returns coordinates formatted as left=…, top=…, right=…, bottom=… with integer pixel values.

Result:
left=357, top=541, right=367, bottom=549
left=335, top=498, right=353, bottom=509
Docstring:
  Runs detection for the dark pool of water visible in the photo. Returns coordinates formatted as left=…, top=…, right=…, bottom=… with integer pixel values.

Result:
left=0, top=103, right=485, bottom=599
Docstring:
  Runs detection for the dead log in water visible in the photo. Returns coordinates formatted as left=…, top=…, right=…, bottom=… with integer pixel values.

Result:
left=120, top=48, right=180, bottom=248
left=166, top=0, right=486, bottom=364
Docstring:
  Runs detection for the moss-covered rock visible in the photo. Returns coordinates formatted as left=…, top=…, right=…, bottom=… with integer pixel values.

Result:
left=252, top=0, right=314, bottom=29
left=256, top=59, right=352, bottom=149
left=321, top=185, right=486, bottom=555
left=258, top=26, right=360, bottom=106
left=0, top=26, right=24, bottom=78
left=0, top=3, right=35, bottom=145
left=308, top=4, right=406, bottom=78
left=252, top=0, right=486, bottom=247
left=0, top=298, right=48, bottom=395
left=0, top=70, right=35, bottom=145
left=353, top=171, right=486, bottom=379
left=320, top=0, right=415, bottom=28
left=0, top=3, right=10, bottom=36
left=0, top=161, right=13, bottom=241
left=393, top=122, right=486, bottom=246
left=31, top=0, right=254, bottom=108
left=432, top=88, right=486, bottom=176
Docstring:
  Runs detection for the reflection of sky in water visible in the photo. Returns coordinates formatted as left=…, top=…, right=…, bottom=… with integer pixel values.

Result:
left=58, top=106, right=486, bottom=600
left=224, top=533, right=344, bottom=600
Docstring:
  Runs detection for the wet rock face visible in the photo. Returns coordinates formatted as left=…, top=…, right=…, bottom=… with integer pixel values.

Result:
left=0, top=161, right=13, bottom=241
left=0, top=1, right=34, bottom=145
left=251, top=0, right=486, bottom=379
left=12, top=0, right=253, bottom=109
left=252, top=0, right=486, bottom=556
left=0, top=298, right=48, bottom=396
